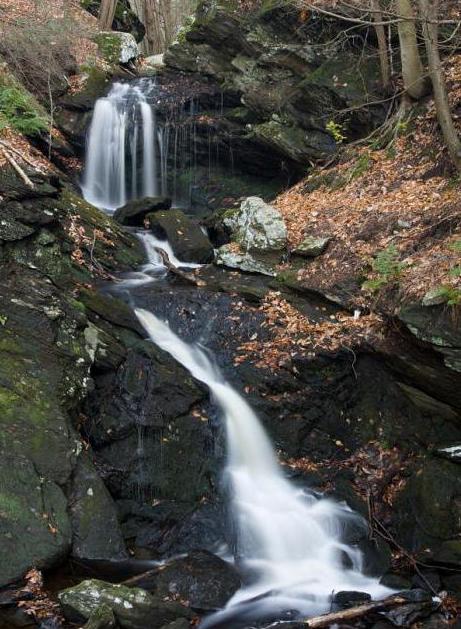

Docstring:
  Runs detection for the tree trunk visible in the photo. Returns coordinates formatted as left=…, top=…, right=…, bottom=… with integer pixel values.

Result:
left=395, top=0, right=428, bottom=99
left=418, top=0, right=461, bottom=172
left=371, top=0, right=391, bottom=90
left=99, top=0, right=118, bottom=30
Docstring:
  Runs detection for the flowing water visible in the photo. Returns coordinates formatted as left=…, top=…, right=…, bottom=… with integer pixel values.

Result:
left=135, top=308, right=392, bottom=625
left=85, top=77, right=392, bottom=625
left=82, top=79, right=221, bottom=211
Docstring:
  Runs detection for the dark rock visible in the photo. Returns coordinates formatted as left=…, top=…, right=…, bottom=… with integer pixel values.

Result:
left=58, top=579, right=193, bottom=629
left=379, top=573, right=412, bottom=591
left=0, top=456, right=71, bottom=587
left=154, top=550, right=240, bottom=611
left=411, top=571, right=441, bottom=593
left=113, top=198, right=172, bottom=227
left=332, top=591, right=371, bottom=609
left=69, top=454, right=128, bottom=561
left=394, top=459, right=461, bottom=554
left=147, top=209, right=214, bottom=263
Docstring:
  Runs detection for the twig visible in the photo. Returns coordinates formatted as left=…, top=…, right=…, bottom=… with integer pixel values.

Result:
left=0, top=147, right=35, bottom=188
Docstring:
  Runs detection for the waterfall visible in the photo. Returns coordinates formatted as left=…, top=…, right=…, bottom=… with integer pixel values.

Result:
left=82, top=81, right=160, bottom=211
left=82, top=80, right=227, bottom=212
left=134, top=309, right=392, bottom=625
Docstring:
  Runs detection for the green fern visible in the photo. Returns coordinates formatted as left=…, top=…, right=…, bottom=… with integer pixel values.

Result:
left=362, top=245, right=405, bottom=293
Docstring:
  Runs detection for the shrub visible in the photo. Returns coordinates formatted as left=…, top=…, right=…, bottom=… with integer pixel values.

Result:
left=362, top=245, right=405, bottom=293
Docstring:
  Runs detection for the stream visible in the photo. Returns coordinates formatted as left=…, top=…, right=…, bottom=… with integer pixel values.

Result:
left=82, top=78, right=393, bottom=627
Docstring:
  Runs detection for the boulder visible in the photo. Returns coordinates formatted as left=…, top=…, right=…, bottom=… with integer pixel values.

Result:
left=215, top=243, right=276, bottom=276
left=59, top=579, right=192, bottom=629
left=294, top=235, right=331, bottom=257
left=113, top=197, right=172, bottom=227
left=94, top=32, right=139, bottom=65
left=154, top=550, right=241, bottom=611
left=147, top=209, right=214, bottom=263
left=223, top=197, right=287, bottom=252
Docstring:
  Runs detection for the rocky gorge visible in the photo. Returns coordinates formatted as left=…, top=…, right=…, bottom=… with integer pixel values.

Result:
left=0, top=1, right=461, bottom=628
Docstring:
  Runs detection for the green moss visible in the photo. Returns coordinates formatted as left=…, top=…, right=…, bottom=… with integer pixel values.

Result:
left=0, top=493, right=25, bottom=521
left=93, top=33, right=122, bottom=65
left=0, top=72, right=48, bottom=136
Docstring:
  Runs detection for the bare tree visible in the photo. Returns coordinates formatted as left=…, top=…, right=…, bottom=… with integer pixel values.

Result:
left=371, top=0, right=391, bottom=90
left=395, top=0, right=429, bottom=99
left=129, top=0, right=194, bottom=54
left=99, top=0, right=118, bottom=30
left=418, top=0, right=461, bottom=171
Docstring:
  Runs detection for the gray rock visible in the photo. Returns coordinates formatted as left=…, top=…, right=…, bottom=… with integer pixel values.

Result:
left=147, top=209, right=214, bottom=263
left=294, top=235, right=331, bottom=257
left=59, top=579, right=192, bottom=629
left=215, top=244, right=275, bottom=276
left=113, top=197, right=172, bottom=227
left=422, top=287, right=448, bottom=307
left=223, top=197, right=287, bottom=252
left=95, top=32, right=139, bottom=64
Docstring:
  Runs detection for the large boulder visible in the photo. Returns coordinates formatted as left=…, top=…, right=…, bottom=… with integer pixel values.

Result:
left=59, top=580, right=193, bottom=629
left=94, top=32, right=139, bottom=65
left=223, top=197, right=287, bottom=252
left=147, top=209, right=214, bottom=263
left=154, top=550, right=241, bottom=612
left=113, top=197, right=172, bottom=227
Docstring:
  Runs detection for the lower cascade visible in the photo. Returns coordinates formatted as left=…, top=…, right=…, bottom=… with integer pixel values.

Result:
left=135, top=307, right=392, bottom=625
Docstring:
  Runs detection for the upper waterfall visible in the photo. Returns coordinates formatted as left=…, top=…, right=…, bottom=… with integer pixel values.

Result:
left=135, top=309, right=392, bottom=626
left=82, top=80, right=162, bottom=211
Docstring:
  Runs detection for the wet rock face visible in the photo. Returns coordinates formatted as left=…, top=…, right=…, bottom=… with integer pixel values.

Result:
left=114, top=197, right=172, bottom=227
left=164, top=1, right=384, bottom=176
left=0, top=168, right=143, bottom=586
left=154, top=550, right=241, bottom=611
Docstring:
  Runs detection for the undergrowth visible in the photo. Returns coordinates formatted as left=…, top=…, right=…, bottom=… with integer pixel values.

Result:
left=0, top=84, right=48, bottom=135
left=362, top=245, right=406, bottom=293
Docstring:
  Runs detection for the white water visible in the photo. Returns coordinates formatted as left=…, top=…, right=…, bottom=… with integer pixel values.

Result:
left=115, top=232, right=202, bottom=289
left=82, top=81, right=160, bottom=211
left=135, top=308, right=392, bottom=624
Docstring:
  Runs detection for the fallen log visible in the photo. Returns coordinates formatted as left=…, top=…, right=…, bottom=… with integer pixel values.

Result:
left=0, top=146, right=35, bottom=189
left=155, top=246, right=206, bottom=287
left=304, top=594, right=409, bottom=627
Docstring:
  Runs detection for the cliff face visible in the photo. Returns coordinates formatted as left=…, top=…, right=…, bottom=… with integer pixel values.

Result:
left=163, top=0, right=384, bottom=176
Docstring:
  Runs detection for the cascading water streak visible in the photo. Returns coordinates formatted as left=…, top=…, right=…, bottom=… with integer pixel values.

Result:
left=82, top=81, right=160, bottom=211
left=134, top=308, right=392, bottom=625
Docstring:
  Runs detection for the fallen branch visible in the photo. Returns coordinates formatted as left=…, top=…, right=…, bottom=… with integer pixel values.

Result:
left=0, top=146, right=35, bottom=189
left=304, top=594, right=408, bottom=627
left=155, top=247, right=206, bottom=287
left=0, top=139, right=46, bottom=175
